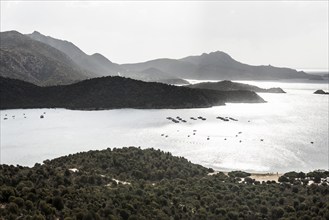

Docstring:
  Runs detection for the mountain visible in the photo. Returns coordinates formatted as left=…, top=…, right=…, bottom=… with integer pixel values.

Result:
left=123, top=51, right=322, bottom=81
left=0, top=31, right=91, bottom=86
left=27, top=31, right=122, bottom=77
left=27, top=31, right=188, bottom=84
left=3, top=30, right=317, bottom=85
left=187, top=80, right=286, bottom=93
left=0, top=76, right=265, bottom=110
left=122, top=58, right=197, bottom=79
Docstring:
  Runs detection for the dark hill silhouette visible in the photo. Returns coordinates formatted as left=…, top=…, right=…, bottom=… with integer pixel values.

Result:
left=0, top=76, right=265, bottom=110
left=187, top=80, right=286, bottom=93
left=0, top=31, right=92, bottom=86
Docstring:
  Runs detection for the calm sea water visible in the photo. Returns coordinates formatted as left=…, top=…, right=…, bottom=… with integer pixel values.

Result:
left=1, top=81, right=328, bottom=173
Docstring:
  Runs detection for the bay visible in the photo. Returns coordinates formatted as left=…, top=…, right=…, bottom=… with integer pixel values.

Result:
left=1, top=80, right=328, bottom=173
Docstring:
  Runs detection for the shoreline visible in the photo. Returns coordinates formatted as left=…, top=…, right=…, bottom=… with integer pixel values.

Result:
left=249, top=172, right=282, bottom=182
left=209, top=171, right=282, bottom=182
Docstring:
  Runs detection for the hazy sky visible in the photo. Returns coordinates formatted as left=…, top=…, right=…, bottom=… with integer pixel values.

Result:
left=1, top=1, right=328, bottom=70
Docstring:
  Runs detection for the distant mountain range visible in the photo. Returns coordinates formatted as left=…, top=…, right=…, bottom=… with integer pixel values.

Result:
left=121, top=67, right=189, bottom=85
left=0, top=31, right=188, bottom=86
left=0, top=76, right=265, bottom=110
left=27, top=31, right=188, bottom=85
left=0, top=30, right=322, bottom=87
left=123, top=51, right=321, bottom=81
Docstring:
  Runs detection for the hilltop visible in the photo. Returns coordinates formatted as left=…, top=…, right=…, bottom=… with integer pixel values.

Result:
left=0, top=147, right=328, bottom=219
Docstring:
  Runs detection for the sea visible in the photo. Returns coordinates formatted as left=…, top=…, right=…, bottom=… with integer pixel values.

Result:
left=1, top=79, right=328, bottom=173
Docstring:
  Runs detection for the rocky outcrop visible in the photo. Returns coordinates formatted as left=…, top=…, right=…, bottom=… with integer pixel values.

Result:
left=187, top=80, right=286, bottom=93
left=314, top=90, right=329, bottom=95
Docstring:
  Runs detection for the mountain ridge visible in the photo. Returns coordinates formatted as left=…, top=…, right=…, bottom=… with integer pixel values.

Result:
left=123, top=51, right=321, bottom=81
left=27, top=31, right=121, bottom=77
left=1, top=30, right=323, bottom=87
left=27, top=31, right=189, bottom=84
left=0, top=31, right=91, bottom=86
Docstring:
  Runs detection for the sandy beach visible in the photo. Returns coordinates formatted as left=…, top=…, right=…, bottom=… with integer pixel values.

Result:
left=249, top=173, right=282, bottom=182
left=209, top=171, right=282, bottom=182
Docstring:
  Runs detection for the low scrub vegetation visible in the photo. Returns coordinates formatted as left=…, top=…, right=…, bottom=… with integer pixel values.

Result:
left=0, top=147, right=328, bottom=219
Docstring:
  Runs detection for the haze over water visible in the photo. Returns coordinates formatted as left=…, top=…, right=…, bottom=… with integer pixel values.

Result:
left=1, top=81, right=328, bottom=173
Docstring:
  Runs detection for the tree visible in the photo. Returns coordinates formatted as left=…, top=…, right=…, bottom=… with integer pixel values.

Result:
left=52, top=196, right=64, bottom=210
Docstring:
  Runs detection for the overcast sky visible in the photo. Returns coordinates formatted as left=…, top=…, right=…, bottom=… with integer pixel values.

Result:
left=1, top=1, right=328, bottom=70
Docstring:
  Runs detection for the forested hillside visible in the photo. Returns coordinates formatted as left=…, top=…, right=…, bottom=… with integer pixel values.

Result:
left=0, top=76, right=265, bottom=110
left=0, top=147, right=328, bottom=219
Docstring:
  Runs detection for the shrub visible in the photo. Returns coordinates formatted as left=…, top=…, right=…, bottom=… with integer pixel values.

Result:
left=285, top=205, right=296, bottom=213
left=271, top=207, right=285, bottom=218
left=7, top=202, right=19, bottom=214
left=278, top=176, right=289, bottom=183
left=228, top=171, right=251, bottom=178
left=52, top=196, right=64, bottom=210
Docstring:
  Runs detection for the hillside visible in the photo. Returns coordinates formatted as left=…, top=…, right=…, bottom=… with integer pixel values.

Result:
left=0, top=147, right=328, bottom=219
left=0, top=76, right=265, bottom=110
left=187, top=80, right=286, bottom=93
left=123, top=51, right=322, bottom=81
left=27, top=31, right=122, bottom=77
left=0, top=31, right=91, bottom=86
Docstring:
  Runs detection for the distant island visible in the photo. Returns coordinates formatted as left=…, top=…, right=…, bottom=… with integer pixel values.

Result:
left=314, top=90, right=329, bottom=95
left=0, top=76, right=265, bottom=110
left=186, top=80, right=286, bottom=93
left=0, top=147, right=328, bottom=219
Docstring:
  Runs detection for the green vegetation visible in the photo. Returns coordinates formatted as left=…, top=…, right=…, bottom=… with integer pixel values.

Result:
left=1, top=147, right=328, bottom=219
left=228, top=171, right=251, bottom=178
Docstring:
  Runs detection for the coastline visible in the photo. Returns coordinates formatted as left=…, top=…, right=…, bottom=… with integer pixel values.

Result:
left=209, top=171, right=282, bottom=182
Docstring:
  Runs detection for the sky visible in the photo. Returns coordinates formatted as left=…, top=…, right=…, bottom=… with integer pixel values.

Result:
left=0, top=1, right=328, bottom=70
